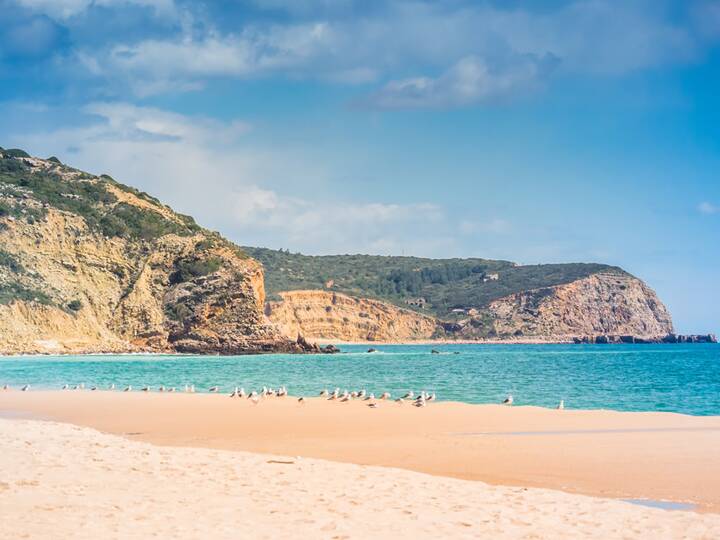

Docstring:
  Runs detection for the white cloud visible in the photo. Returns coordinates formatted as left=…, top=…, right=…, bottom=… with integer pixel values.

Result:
left=15, top=0, right=175, bottom=19
left=368, top=54, right=557, bottom=109
left=65, top=1, right=707, bottom=101
left=14, top=102, right=449, bottom=255
left=698, top=201, right=719, bottom=214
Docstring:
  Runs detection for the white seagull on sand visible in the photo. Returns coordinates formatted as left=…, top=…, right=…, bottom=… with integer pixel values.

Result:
left=124, top=385, right=132, bottom=392
left=402, top=391, right=414, bottom=400
left=503, top=395, right=514, bottom=405
left=21, top=384, right=30, bottom=391
left=557, top=400, right=564, bottom=410
left=209, top=386, right=219, bottom=393
left=319, top=389, right=329, bottom=397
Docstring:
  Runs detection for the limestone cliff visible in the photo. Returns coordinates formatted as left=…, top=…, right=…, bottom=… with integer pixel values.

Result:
left=482, top=273, right=674, bottom=340
left=267, top=274, right=674, bottom=343
left=0, top=150, right=305, bottom=355
left=266, top=290, right=438, bottom=342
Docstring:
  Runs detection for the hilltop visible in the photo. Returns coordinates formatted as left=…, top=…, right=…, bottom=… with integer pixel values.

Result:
left=0, top=147, right=318, bottom=354
left=245, top=249, right=673, bottom=342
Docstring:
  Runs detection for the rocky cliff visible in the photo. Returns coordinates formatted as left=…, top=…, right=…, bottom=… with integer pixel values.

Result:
left=481, top=273, right=674, bottom=340
left=266, top=290, right=438, bottom=342
left=267, top=274, right=674, bottom=343
left=0, top=149, right=307, bottom=355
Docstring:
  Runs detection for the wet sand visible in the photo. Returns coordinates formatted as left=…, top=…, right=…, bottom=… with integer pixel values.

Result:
left=1, top=390, right=719, bottom=513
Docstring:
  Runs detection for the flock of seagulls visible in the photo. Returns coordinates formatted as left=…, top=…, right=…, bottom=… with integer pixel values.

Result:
left=0, top=382, right=565, bottom=409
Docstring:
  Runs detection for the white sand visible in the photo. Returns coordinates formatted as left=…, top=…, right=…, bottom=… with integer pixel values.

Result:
left=2, top=418, right=719, bottom=539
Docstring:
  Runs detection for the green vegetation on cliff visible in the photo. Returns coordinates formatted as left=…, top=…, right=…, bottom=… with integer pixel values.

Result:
left=0, top=150, right=200, bottom=241
left=244, top=247, right=627, bottom=317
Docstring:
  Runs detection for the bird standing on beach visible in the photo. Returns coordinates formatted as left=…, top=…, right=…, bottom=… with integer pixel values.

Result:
left=168, top=387, right=176, bottom=393
left=368, top=403, right=378, bottom=408
left=230, top=387, right=239, bottom=398
left=158, top=385, right=165, bottom=392
left=380, top=392, right=391, bottom=400
left=427, top=393, right=436, bottom=402
left=298, top=396, right=305, bottom=405
left=109, top=383, right=115, bottom=390
left=328, top=388, right=340, bottom=400
left=557, top=400, right=564, bottom=410
left=124, top=385, right=132, bottom=392
left=21, top=384, right=30, bottom=391
left=402, top=391, right=414, bottom=400
left=62, top=384, right=69, bottom=390
left=2, top=384, right=9, bottom=391
left=141, top=386, right=150, bottom=392
left=395, top=398, right=404, bottom=404
left=238, top=387, right=246, bottom=398
left=209, top=386, right=219, bottom=393
left=364, top=393, right=375, bottom=401
left=90, top=386, right=98, bottom=391
left=319, top=389, right=329, bottom=397
left=503, top=395, right=514, bottom=405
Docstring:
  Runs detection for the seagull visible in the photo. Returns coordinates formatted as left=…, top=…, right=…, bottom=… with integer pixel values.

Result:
left=395, top=398, right=405, bottom=404
left=319, top=389, right=329, bottom=397
left=278, top=386, right=287, bottom=397
left=124, top=385, right=132, bottom=392
left=141, top=386, right=150, bottom=392
left=557, top=400, right=564, bottom=410
left=350, top=391, right=359, bottom=399
left=414, top=397, right=426, bottom=408
left=250, top=393, right=260, bottom=405
left=2, top=384, right=9, bottom=391
left=80, top=383, right=85, bottom=390
left=363, top=393, right=375, bottom=401
left=358, top=389, right=366, bottom=399
left=298, top=396, right=305, bottom=405
left=108, top=383, right=115, bottom=391
left=238, top=387, right=246, bottom=398
left=339, top=390, right=350, bottom=401
left=209, top=386, right=219, bottom=393
left=189, top=384, right=195, bottom=393
left=230, top=387, right=239, bottom=398
left=367, top=403, right=378, bottom=408
left=90, top=386, right=98, bottom=391
left=73, top=384, right=80, bottom=390
left=402, top=391, right=414, bottom=400
left=248, top=390, right=258, bottom=400
left=168, top=387, right=176, bottom=393
left=158, top=385, right=165, bottom=392
left=328, top=388, right=340, bottom=400
left=21, top=384, right=30, bottom=391
left=503, top=394, right=514, bottom=406
left=61, top=384, right=69, bottom=390
left=427, top=392, right=436, bottom=402
left=380, top=392, right=391, bottom=400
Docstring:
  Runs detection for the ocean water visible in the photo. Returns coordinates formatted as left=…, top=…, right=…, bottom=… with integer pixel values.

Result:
left=1, top=343, right=719, bottom=415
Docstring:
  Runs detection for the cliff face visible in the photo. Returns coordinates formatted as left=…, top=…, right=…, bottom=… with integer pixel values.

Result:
left=0, top=151, right=298, bottom=355
left=266, top=290, right=438, bottom=342
left=484, top=273, right=674, bottom=340
left=267, top=274, right=674, bottom=343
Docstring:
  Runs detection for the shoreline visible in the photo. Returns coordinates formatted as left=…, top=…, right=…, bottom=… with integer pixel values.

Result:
left=2, top=338, right=717, bottom=357
left=2, top=391, right=719, bottom=513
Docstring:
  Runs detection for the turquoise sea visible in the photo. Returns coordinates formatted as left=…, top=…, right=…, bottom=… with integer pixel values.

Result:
left=1, top=343, right=719, bottom=415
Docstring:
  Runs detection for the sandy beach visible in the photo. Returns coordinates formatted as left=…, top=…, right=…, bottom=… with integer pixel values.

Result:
left=2, top=416, right=719, bottom=539
left=2, top=391, right=720, bottom=521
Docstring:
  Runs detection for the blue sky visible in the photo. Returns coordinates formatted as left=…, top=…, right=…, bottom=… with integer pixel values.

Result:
left=0, top=0, right=719, bottom=333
